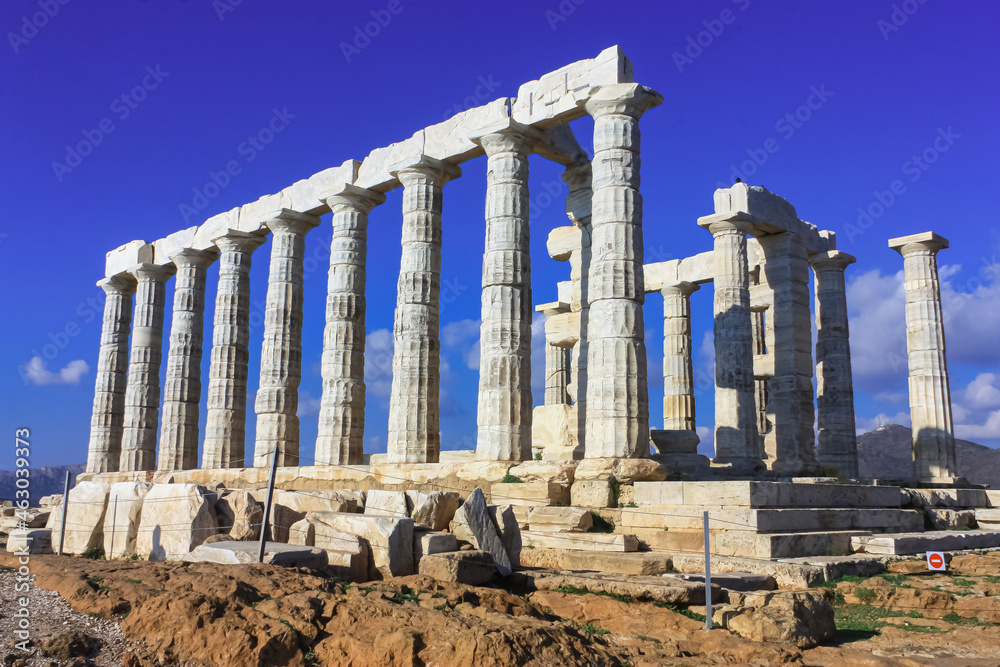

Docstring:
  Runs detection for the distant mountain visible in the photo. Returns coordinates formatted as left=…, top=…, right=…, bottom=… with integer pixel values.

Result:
left=858, top=424, right=999, bottom=487
left=0, top=464, right=85, bottom=502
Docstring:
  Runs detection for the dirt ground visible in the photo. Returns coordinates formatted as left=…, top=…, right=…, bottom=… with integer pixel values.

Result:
left=1, top=552, right=1000, bottom=666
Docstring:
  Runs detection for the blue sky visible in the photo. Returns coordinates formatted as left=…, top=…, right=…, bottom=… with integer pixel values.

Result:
left=2, top=0, right=999, bottom=469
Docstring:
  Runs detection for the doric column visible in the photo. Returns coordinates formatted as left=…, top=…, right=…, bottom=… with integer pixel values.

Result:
left=661, top=281, right=699, bottom=431
left=751, top=305, right=770, bottom=461
left=158, top=249, right=216, bottom=471
left=564, top=162, right=593, bottom=452
left=386, top=155, right=461, bottom=463
left=889, top=232, right=957, bottom=482
left=86, top=274, right=136, bottom=473
left=253, top=211, right=320, bottom=467
left=698, top=214, right=761, bottom=471
left=537, top=303, right=572, bottom=406
left=810, top=250, right=859, bottom=478
left=119, top=263, right=175, bottom=472
left=757, top=232, right=820, bottom=476
left=581, top=83, right=662, bottom=458
left=202, top=231, right=266, bottom=469
left=471, top=121, right=541, bottom=461
left=315, top=186, right=385, bottom=465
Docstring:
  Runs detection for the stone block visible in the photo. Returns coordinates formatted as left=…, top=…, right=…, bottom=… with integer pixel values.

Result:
left=488, top=504, right=521, bottom=568
left=307, top=511, right=414, bottom=579
left=490, top=480, right=567, bottom=507
left=976, top=508, right=1000, bottom=527
left=519, top=548, right=670, bottom=575
left=521, top=531, right=637, bottom=552
left=184, top=541, right=328, bottom=569
left=574, top=458, right=667, bottom=483
left=6, top=529, right=52, bottom=554
left=414, top=531, right=458, bottom=564
left=46, top=481, right=109, bottom=555
left=418, top=550, right=497, bottom=586
left=364, top=490, right=409, bottom=518
left=714, top=531, right=868, bottom=559
left=451, top=488, right=512, bottom=576
left=405, top=491, right=461, bottom=530
left=716, top=590, right=835, bottom=649
left=506, top=460, right=577, bottom=486
left=215, top=489, right=263, bottom=541
left=103, top=482, right=153, bottom=558
left=261, top=489, right=356, bottom=543
left=571, top=479, right=616, bottom=508
left=851, top=530, right=1000, bottom=555
left=926, top=508, right=976, bottom=531
left=136, top=484, right=217, bottom=561
left=526, top=506, right=593, bottom=532
left=288, top=514, right=369, bottom=581
left=105, top=240, right=153, bottom=278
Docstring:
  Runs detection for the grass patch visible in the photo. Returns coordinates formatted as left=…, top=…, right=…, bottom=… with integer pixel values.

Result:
left=653, top=601, right=718, bottom=627
left=951, top=578, right=977, bottom=587
left=389, top=589, right=422, bottom=605
left=854, top=587, right=876, bottom=603
left=580, top=622, right=610, bottom=637
left=983, top=575, right=1000, bottom=584
left=587, top=512, right=615, bottom=534
left=943, top=611, right=988, bottom=626
left=877, top=574, right=913, bottom=587
left=86, top=576, right=110, bottom=594
left=434, top=603, right=448, bottom=612
left=818, top=574, right=871, bottom=589
left=552, top=585, right=633, bottom=604
left=81, top=545, right=105, bottom=560
left=500, top=465, right=522, bottom=484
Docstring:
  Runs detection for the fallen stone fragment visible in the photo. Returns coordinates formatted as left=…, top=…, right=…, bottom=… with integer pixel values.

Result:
left=526, top=506, right=593, bottom=532
left=215, top=489, right=264, bottom=541
left=451, top=488, right=512, bottom=576
left=489, top=504, right=522, bottom=568
left=406, top=490, right=461, bottom=530
left=103, top=481, right=153, bottom=558
left=136, top=483, right=218, bottom=561
left=45, top=480, right=109, bottom=555
left=715, top=589, right=835, bottom=649
left=417, top=549, right=497, bottom=585
left=184, top=540, right=328, bottom=568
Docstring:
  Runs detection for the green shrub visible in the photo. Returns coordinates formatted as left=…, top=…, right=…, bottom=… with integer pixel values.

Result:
left=854, top=587, right=876, bottom=603
left=81, top=545, right=105, bottom=560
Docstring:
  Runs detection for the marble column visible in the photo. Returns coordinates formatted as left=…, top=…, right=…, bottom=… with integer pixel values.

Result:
left=386, top=156, right=461, bottom=463
left=889, top=232, right=957, bottom=482
left=158, top=249, right=216, bottom=471
left=315, top=186, right=385, bottom=465
left=564, top=162, right=592, bottom=453
left=202, top=231, right=266, bottom=469
left=472, top=121, right=541, bottom=462
left=253, top=211, right=320, bottom=468
left=119, top=263, right=175, bottom=472
left=758, top=232, right=820, bottom=476
left=661, top=281, right=699, bottom=431
left=582, top=83, right=662, bottom=458
left=545, top=343, right=572, bottom=406
left=86, top=274, right=136, bottom=473
left=810, top=250, right=859, bottom=478
left=698, top=214, right=761, bottom=471
left=751, top=305, right=770, bottom=461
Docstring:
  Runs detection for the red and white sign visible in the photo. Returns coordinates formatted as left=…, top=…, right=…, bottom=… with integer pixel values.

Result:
left=927, top=551, right=947, bottom=571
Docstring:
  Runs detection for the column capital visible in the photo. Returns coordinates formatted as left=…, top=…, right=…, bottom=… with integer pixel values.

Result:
left=322, top=184, right=386, bottom=215
left=129, top=263, right=176, bottom=282
left=470, top=119, right=543, bottom=156
left=98, top=273, right=137, bottom=295
left=697, top=212, right=758, bottom=236
left=809, top=249, right=857, bottom=272
left=211, top=229, right=267, bottom=253
left=266, top=209, right=322, bottom=236
left=389, top=154, right=461, bottom=187
left=169, top=247, right=218, bottom=271
left=582, top=83, right=664, bottom=119
left=889, top=231, right=949, bottom=257
left=661, top=281, right=700, bottom=299
left=535, top=300, right=570, bottom=317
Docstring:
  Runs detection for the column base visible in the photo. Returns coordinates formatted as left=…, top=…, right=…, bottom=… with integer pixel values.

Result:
left=710, top=456, right=766, bottom=475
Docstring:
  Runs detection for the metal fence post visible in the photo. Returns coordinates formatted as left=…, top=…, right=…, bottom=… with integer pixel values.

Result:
left=257, top=451, right=279, bottom=563
left=57, top=470, right=70, bottom=556
left=704, top=510, right=712, bottom=631
left=108, top=495, right=119, bottom=559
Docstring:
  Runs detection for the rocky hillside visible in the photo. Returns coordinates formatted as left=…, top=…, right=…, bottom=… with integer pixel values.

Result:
left=0, top=463, right=84, bottom=502
left=858, top=424, right=999, bottom=487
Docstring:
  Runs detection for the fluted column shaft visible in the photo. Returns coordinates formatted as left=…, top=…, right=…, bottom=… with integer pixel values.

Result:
left=810, top=250, right=859, bottom=478
left=582, top=84, right=662, bottom=458
left=254, top=212, right=320, bottom=467
left=564, top=163, right=593, bottom=452
left=545, top=344, right=571, bottom=405
left=316, top=186, right=385, bottom=465
left=86, top=274, right=136, bottom=473
left=386, top=156, right=461, bottom=463
left=202, top=232, right=266, bottom=469
left=158, top=249, right=216, bottom=471
left=661, top=281, right=699, bottom=431
left=703, top=217, right=761, bottom=469
left=758, top=232, right=819, bottom=476
left=890, top=233, right=956, bottom=482
left=473, top=123, right=539, bottom=462
left=120, top=264, right=175, bottom=472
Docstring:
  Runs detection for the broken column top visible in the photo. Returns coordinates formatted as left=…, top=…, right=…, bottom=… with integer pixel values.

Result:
left=706, top=183, right=827, bottom=253
left=889, top=231, right=950, bottom=253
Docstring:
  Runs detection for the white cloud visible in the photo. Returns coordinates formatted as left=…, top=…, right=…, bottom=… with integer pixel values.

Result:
left=855, top=411, right=911, bottom=434
left=441, top=318, right=481, bottom=370
left=846, top=269, right=908, bottom=392
left=693, top=330, right=715, bottom=395
left=963, top=373, right=1000, bottom=410
left=364, top=328, right=394, bottom=401
left=954, top=373, right=1000, bottom=441
left=296, top=390, right=322, bottom=417
left=22, top=357, right=89, bottom=386
left=956, top=410, right=1000, bottom=440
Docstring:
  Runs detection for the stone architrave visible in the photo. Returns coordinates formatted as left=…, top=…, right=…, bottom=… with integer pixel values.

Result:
left=661, top=281, right=699, bottom=432
left=158, top=249, right=217, bottom=472
left=889, top=232, right=957, bottom=482
left=810, top=250, right=859, bottom=478
left=253, top=211, right=321, bottom=468
left=86, top=274, right=136, bottom=473
left=120, top=263, right=175, bottom=472
left=202, top=231, right=266, bottom=470
left=315, top=186, right=385, bottom=465
left=581, top=83, right=663, bottom=458
left=471, top=120, right=542, bottom=462
left=386, top=156, right=461, bottom=463
left=698, top=213, right=761, bottom=471
left=757, top=232, right=819, bottom=476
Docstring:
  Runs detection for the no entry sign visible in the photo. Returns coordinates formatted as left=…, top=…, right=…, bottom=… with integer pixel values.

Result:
left=927, top=551, right=947, bottom=571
